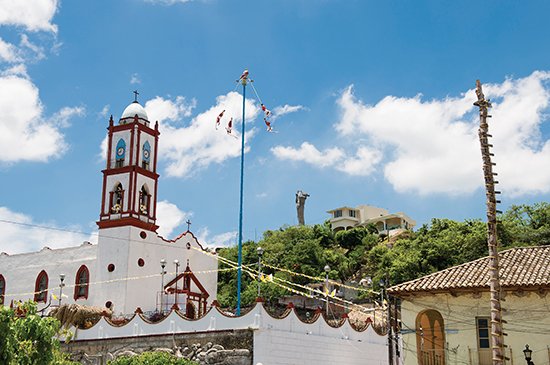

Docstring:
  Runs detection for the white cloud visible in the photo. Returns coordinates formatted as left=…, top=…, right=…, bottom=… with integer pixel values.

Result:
left=49, top=106, right=85, bottom=128
left=0, top=38, right=21, bottom=62
left=195, top=227, right=237, bottom=248
left=336, top=146, right=382, bottom=176
left=0, top=207, right=95, bottom=255
left=145, top=92, right=259, bottom=177
left=275, top=71, right=550, bottom=197
left=335, top=73, right=550, bottom=196
left=272, top=142, right=344, bottom=168
left=99, top=104, right=110, bottom=118
left=145, top=95, right=195, bottom=122
left=272, top=104, right=305, bottom=120
left=20, top=34, right=46, bottom=61
left=0, top=74, right=80, bottom=163
left=130, top=73, right=141, bottom=84
left=0, top=0, right=59, bottom=32
left=1, top=63, right=28, bottom=77
left=272, top=141, right=382, bottom=176
left=156, top=200, right=192, bottom=239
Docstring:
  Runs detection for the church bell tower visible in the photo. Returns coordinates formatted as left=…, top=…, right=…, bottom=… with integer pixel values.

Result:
left=97, top=96, right=160, bottom=232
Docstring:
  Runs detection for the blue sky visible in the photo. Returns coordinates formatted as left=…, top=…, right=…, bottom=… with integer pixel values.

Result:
left=2, top=0, right=550, bottom=253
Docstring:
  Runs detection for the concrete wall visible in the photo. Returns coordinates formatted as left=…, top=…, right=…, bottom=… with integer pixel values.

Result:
left=399, top=290, right=550, bottom=365
left=0, top=243, right=97, bottom=307
left=64, top=329, right=253, bottom=365
left=0, top=227, right=218, bottom=316
left=69, top=302, right=388, bottom=365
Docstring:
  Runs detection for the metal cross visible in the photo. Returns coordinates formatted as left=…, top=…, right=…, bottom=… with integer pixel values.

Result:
left=133, top=90, right=139, bottom=102
left=186, top=219, right=192, bottom=231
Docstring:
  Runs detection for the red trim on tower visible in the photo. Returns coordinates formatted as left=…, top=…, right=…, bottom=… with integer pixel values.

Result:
left=101, top=166, right=158, bottom=179
left=111, top=121, right=159, bottom=137
left=97, top=217, right=158, bottom=231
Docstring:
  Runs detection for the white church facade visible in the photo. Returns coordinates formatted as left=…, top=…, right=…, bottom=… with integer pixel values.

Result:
left=0, top=100, right=218, bottom=317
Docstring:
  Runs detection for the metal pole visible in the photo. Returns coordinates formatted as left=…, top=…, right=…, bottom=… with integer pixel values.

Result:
left=236, top=75, right=247, bottom=316
left=59, top=274, right=65, bottom=307
left=160, top=259, right=166, bottom=312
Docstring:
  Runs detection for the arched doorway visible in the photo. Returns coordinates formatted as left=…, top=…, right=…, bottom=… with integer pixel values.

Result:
left=416, top=309, right=446, bottom=365
left=186, top=301, right=196, bottom=319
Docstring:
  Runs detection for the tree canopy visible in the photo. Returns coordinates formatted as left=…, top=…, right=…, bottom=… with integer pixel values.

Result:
left=0, top=301, right=77, bottom=365
left=217, top=202, right=550, bottom=307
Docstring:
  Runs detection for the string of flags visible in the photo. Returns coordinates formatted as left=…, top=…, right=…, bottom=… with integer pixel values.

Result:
left=191, top=246, right=380, bottom=313
left=215, top=69, right=277, bottom=135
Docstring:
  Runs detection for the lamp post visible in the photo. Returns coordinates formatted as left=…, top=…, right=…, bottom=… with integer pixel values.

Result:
left=324, top=265, right=330, bottom=318
left=523, top=345, right=534, bottom=365
left=58, top=274, right=65, bottom=306
left=257, top=246, right=264, bottom=298
left=173, top=259, right=180, bottom=309
left=160, top=259, right=166, bottom=312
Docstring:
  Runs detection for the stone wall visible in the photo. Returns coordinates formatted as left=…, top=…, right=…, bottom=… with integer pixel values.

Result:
left=63, top=329, right=253, bottom=365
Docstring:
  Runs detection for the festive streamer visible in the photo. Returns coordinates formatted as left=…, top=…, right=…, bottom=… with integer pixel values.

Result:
left=4, top=267, right=237, bottom=299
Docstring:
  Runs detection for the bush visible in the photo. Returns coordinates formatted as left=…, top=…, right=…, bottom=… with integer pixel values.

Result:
left=108, top=351, right=198, bottom=365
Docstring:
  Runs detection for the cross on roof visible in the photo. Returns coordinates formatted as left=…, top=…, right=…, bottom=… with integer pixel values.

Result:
left=186, top=219, right=192, bottom=231
left=133, top=90, right=139, bottom=102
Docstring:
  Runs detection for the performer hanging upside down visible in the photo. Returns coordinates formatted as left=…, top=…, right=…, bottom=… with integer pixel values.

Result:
left=261, top=103, right=271, bottom=118
left=216, top=110, right=225, bottom=129
left=226, top=117, right=233, bottom=135
left=264, top=118, right=273, bottom=132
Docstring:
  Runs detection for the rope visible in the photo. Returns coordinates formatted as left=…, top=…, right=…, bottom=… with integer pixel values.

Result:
left=249, top=81, right=263, bottom=105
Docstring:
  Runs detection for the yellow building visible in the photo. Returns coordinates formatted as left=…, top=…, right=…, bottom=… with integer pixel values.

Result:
left=327, top=204, right=416, bottom=235
left=388, top=246, right=550, bottom=365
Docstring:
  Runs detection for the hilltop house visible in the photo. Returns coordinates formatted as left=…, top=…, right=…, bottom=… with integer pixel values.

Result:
left=388, top=245, right=550, bottom=365
left=327, top=204, right=416, bottom=236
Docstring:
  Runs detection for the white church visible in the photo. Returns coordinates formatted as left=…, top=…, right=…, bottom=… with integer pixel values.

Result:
left=0, top=100, right=218, bottom=317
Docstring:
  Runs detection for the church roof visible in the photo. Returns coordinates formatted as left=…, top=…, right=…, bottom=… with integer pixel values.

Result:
left=388, top=245, right=550, bottom=295
left=120, top=101, right=148, bottom=121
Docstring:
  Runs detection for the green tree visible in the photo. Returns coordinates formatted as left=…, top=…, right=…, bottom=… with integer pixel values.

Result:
left=0, top=301, right=78, bottom=365
left=108, top=351, right=198, bottom=365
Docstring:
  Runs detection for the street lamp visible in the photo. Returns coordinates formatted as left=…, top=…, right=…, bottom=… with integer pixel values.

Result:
left=257, top=247, right=264, bottom=298
left=160, top=259, right=166, bottom=312
left=173, top=259, right=180, bottom=309
left=523, top=345, right=534, bottom=365
left=58, top=274, right=65, bottom=306
left=379, top=278, right=386, bottom=303
left=324, top=265, right=330, bottom=318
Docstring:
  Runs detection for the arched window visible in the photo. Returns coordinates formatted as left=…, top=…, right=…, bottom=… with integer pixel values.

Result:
left=416, top=309, right=446, bottom=365
left=115, top=138, right=126, bottom=168
left=139, top=185, right=150, bottom=215
left=110, top=183, right=124, bottom=213
left=0, top=275, right=5, bottom=305
left=74, top=265, right=89, bottom=300
left=34, top=270, right=48, bottom=303
left=142, top=141, right=151, bottom=170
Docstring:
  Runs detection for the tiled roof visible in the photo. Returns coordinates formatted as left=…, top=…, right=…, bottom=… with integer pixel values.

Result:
left=388, top=245, right=550, bottom=294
